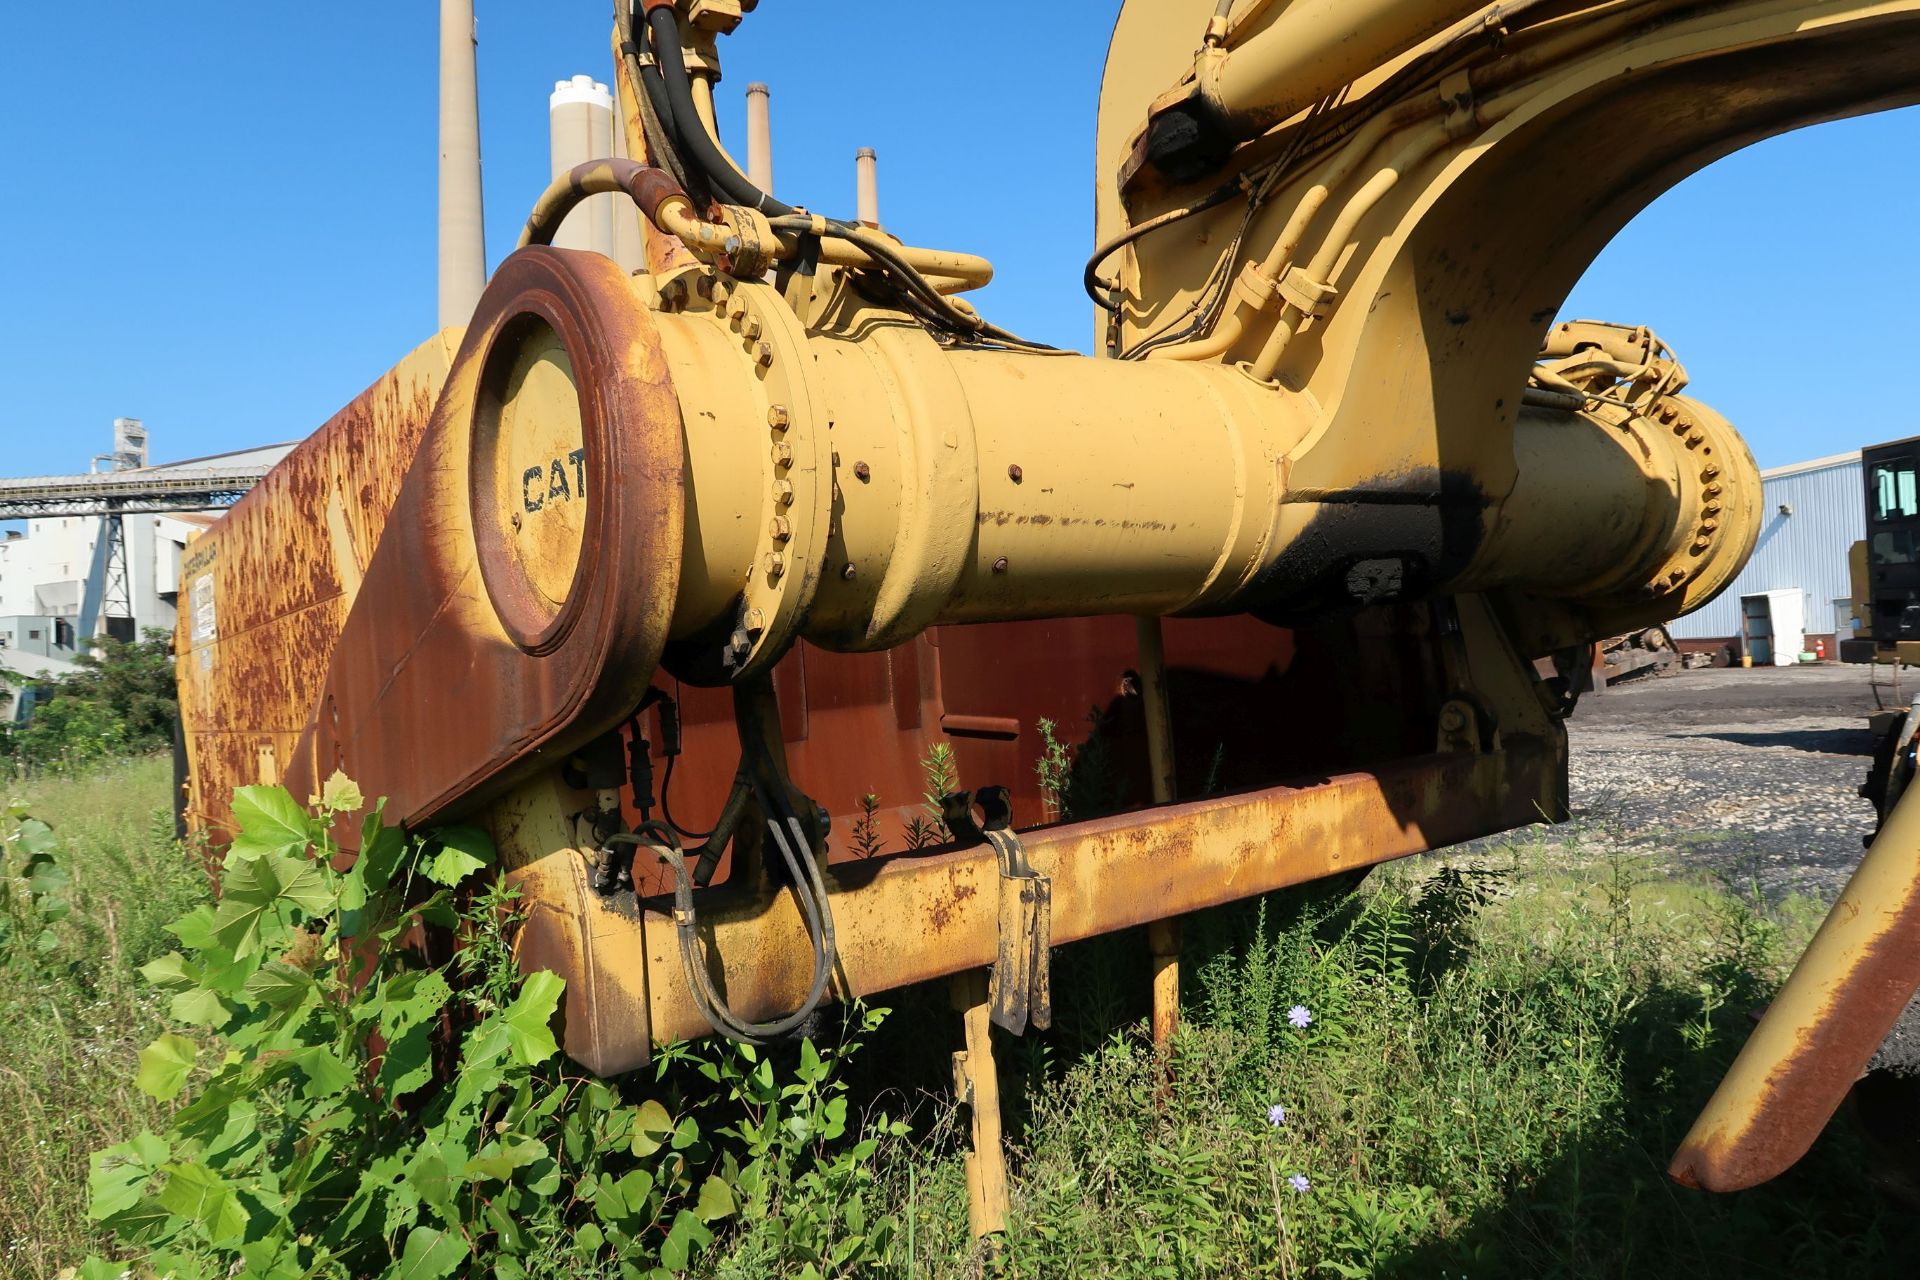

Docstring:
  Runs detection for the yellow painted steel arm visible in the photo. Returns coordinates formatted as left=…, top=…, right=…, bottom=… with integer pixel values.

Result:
left=1671, top=777, right=1920, bottom=1191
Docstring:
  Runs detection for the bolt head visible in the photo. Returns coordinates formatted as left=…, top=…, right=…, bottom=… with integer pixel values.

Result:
left=743, top=608, right=765, bottom=631
left=769, top=515, right=791, bottom=542
left=841, top=563, right=857, bottom=580
left=772, top=479, right=794, bottom=504
left=992, top=556, right=1009, bottom=574
left=768, top=404, right=791, bottom=430
left=771, top=442, right=793, bottom=467
left=1008, top=464, right=1024, bottom=483
left=755, top=341, right=774, bottom=367
left=853, top=461, right=871, bottom=482
left=765, top=553, right=786, bottom=580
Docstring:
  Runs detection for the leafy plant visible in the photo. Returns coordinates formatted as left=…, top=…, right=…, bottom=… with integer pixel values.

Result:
left=1, top=799, right=69, bottom=957
left=1034, top=717, right=1072, bottom=821
left=5, top=628, right=180, bottom=772
left=919, top=743, right=958, bottom=841
left=851, top=793, right=884, bottom=859
left=81, top=773, right=902, bottom=1279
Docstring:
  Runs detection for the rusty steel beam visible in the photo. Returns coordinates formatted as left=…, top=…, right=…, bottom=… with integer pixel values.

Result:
left=622, top=740, right=1556, bottom=1049
left=1671, top=771, right=1920, bottom=1191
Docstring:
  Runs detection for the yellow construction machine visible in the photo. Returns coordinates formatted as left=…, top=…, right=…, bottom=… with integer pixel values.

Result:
left=172, top=0, right=1920, bottom=1233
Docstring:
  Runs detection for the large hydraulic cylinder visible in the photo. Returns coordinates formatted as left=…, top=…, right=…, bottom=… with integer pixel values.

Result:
left=288, top=246, right=1759, bottom=825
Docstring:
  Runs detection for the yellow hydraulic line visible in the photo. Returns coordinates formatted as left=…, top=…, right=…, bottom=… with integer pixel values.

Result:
left=1672, top=772, right=1920, bottom=1191
left=1247, top=122, right=1448, bottom=380
left=1154, top=102, right=1424, bottom=362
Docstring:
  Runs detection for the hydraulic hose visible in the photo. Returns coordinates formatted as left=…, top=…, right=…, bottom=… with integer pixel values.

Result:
left=607, top=677, right=840, bottom=1045
left=644, top=5, right=795, bottom=216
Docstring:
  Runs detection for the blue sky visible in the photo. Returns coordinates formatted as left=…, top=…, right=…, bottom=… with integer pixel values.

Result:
left=2, top=2, right=1914, bottom=477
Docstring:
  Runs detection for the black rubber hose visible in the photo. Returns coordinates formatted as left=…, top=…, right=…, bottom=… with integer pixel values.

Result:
left=645, top=6, right=795, bottom=216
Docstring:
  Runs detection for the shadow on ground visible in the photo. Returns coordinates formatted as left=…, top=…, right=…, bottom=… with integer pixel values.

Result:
left=1673, top=727, right=1876, bottom=755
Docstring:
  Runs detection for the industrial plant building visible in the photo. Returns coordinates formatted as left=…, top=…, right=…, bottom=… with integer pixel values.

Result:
left=1668, top=450, right=1864, bottom=661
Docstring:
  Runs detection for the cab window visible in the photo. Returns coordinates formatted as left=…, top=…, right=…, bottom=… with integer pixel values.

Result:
left=1873, top=460, right=1920, bottom=521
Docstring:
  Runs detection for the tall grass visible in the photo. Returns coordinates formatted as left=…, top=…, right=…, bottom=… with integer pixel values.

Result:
left=1, top=758, right=209, bottom=1279
left=9, top=762, right=1912, bottom=1277
left=825, top=842, right=1907, bottom=1278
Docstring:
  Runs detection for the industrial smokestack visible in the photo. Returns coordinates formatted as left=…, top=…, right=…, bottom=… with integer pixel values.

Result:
left=549, top=76, right=616, bottom=256
left=437, top=0, right=487, bottom=329
left=856, top=147, right=880, bottom=228
left=746, top=83, right=774, bottom=194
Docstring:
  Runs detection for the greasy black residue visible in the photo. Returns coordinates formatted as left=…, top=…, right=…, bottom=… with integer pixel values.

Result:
left=1253, top=469, right=1489, bottom=623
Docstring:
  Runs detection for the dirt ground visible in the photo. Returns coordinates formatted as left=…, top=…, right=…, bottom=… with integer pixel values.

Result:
left=1545, top=662, right=1894, bottom=903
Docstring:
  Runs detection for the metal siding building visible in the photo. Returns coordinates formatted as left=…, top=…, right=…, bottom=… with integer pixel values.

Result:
left=1669, top=450, right=1863, bottom=642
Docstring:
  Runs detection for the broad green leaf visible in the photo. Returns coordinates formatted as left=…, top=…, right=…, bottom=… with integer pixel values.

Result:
left=659, top=1209, right=712, bottom=1272
left=377, top=1023, right=434, bottom=1102
left=139, top=951, right=197, bottom=991
left=320, top=769, right=365, bottom=814
left=167, top=905, right=220, bottom=951
left=135, top=1033, right=198, bottom=1101
left=500, top=970, right=565, bottom=1065
left=694, top=1174, right=736, bottom=1222
left=76, top=1258, right=125, bottom=1280
left=227, top=786, right=313, bottom=863
left=615, top=1168, right=656, bottom=1215
left=89, top=1133, right=170, bottom=1220
left=463, top=1135, right=547, bottom=1183
left=24, top=851, right=69, bottom=896
left=387, top=1225, right=469, bottom=1280
left=402, top=1143, right=460, bottom=1222
left=631, top=1100, right=673, bottom=1157
left=485, top=1198, right=529, bottom=1255
left=356, top=815, right=408, bottom=891
left=15, top=816, right=55, bottom=856
left=290, top=1045, right=354, bottom=1098
left=168, top=986, right=230, bottom=1029
left=593, top=1172, right=630, bottom=1224
left=212, top=853, right=331, bottom=958
left=378, top=970, right=453, bottom=1041
left=423, top=825, right=494, bottom=886
left=156, top=1162, right=248, bottom=1246
left=242, top=961, right=317, bottom=1011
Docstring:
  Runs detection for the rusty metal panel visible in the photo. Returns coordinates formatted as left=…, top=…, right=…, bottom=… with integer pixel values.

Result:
left=175, top=336, right=455, bottom=835
left=1672, top=771, right=1920, bottom=1191
left=603, top=739, right=1557, bottom=1055
left=287, top=248, right=685, bottom=828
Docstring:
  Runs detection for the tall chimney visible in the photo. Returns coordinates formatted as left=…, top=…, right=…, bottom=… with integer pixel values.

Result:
left=746, top=83, right=774, bottom=194
left=856, top=147, right=880, bottom=228
left=549, top=76, right=615, bottom=255
left=437, top=0, right=487, bottom=329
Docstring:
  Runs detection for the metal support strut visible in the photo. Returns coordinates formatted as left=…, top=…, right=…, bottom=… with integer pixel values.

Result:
left=950, top=968, right=1010, bottom=1242
left=1137, top=617, right=1182, bottom=1055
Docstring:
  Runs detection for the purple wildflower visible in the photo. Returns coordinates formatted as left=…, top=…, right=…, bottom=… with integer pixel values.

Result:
left=1288, top=1174, right=1311, bottom=1194
left=1287, top=1004, right=1313, bottom=1029
left=1266, top=1103, right=1287, bottom=1127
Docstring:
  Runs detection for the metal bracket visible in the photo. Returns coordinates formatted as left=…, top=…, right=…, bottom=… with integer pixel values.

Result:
left=940, top=785, right=1053, bottom=1035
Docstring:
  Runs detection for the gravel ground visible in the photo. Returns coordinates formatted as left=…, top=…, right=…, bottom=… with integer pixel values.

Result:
left=1479, top=661, right=1920, bottom=1076
left=1536, top=662, right=1893, bottom=903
